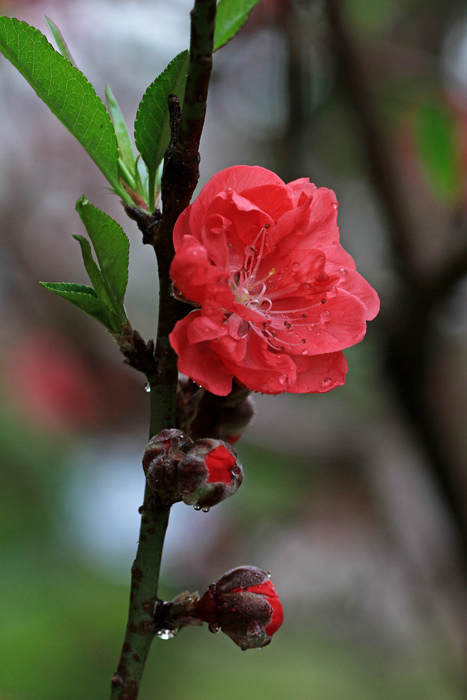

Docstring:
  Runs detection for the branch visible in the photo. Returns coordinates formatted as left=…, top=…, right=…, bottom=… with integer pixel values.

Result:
left=110, top=2, right=217, bottom=697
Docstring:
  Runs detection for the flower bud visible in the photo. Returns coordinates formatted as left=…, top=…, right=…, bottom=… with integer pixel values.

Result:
left=142, top=429, right=193, bottom=505
left=194, top=566, right=284, bottom=650
left=178, top=439, right=243, bottom=510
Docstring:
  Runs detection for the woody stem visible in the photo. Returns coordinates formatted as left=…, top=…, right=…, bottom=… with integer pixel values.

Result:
left=111, top=1, right=217, bottom=698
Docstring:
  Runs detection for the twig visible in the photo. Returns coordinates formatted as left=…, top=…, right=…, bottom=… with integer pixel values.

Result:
left=110, top=2, right=217, bottom=697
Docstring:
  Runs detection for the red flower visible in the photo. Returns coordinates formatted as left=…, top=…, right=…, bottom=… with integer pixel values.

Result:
left=169, top=165, right=379, bottom=396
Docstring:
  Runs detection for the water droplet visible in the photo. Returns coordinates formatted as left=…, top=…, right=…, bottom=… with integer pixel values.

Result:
left=267, top=571, right=272, bottom=578
left=202, top=507, right=210, bottom=513
left=144, top=383, right=151, bottom=393
left=301, top=349, right=309, bottom=355
left=278, top=374, right=288, bottom=385
left=157, top=629, right=179, bottom=640
left=320, top=310, right=332, bottom=324
left=276, top=273, right=283, bottom=281
left=231, top=466, right=241, bottom=476
left=238, top=320, right=249, bottom=337
left=321, top=377, right=333, bottom=388
left=208, top=623, right=221, bottom=634
left=193, top=505, right=202, bottom=511
left=326, top=287, right=338, bottom=299
left=292, top=262, right=300, bottom=272
left=338, top=267, right=347, bottom=279
left=262, top=382, right=269, bottom=391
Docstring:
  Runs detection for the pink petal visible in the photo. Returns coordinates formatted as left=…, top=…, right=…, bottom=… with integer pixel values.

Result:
left=170, top=235, right=234, bottom=310
left=174, top=166, right=284, bottom=250
left=260, top=248, right=340, bottom=300
left=186, top=314, right=228, bottom=344
left=238, top=184, right=294, bottom=220
left=232, top=302, right=265, bottom=324
left=327, top=264, right=380, bottom=320
left=278, top=188, right=356, bottom=270
left=288, top=351, right=348, bottom=393
left=273, top=288, right=368, bottom=355
left=169, top=313, right=233, bottom=396
left=216, top=331, right=297, bottom=394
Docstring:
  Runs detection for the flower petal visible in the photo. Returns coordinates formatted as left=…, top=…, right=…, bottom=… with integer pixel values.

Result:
left=278, top=188, right=356, bottom=269
left=288, top=351, right=348, bottom=393
left=170, top=235, right=235, bottom=310
left=169, top=313, right=233, bottom=395
left=273, top=288, right=368, bottom=355
left=327, top=264, right=380, bottom=320
left=215, top=331, right=297, bottom=394
left=174, top=165, right=284, bottom=250
left=238, top=184, right=294, bottom=220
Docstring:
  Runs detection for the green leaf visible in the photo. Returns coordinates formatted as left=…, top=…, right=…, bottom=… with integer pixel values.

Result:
left=75, top=196, right=129, bottom=311
left=105, top=84, right=136, bottom=174
left=415, top=98, right=463, bottom=205
left=44, top=16, right=77, bottom=67
left=39, top=282, right=117, bottom=330
left=0, top=17, right=130, bottom=203
left=72, top=234, right=116, bottom=314
left=213, top=0, right=264, bottom=51
left=134, top=50, right=189, bottom=211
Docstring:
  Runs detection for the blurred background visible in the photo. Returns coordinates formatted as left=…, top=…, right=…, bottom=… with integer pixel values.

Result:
left=1, top=0, right=467, bottom=697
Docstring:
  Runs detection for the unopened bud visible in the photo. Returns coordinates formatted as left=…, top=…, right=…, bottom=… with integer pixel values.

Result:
left=178, top=439, right=243, bottom=510
left=194, top=566, right=284, bottom=650
left=142, top=432, right=243, bottom=509
left=142, top=429, right=193, bottom=505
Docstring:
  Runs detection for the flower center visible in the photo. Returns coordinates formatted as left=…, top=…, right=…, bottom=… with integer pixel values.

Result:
left=227, top=226, right=329, bottom=354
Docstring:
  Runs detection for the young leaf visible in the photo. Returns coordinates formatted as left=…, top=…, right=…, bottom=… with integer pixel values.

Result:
left=44, top=16, right=77, bottom=67
left=75, top=197, right=129, bottom=309
left=134, top=50, right=189, bottom=211
left=105, top=84, right=136, bottom=174
left=72, top=234, right=116, bottom=315
left=415, top=98, right=463, bottom=205
left=0, top=17, right=130, bottom=203
left=39, top=282, right=119, bottom=330
left=213, top=0, right=264, bottom=51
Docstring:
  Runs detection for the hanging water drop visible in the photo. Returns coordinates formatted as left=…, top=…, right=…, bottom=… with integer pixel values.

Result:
left=202, top=507, right=210, bottom=513
left=208, top=623, right=221, bottom=634
left=321, top=377, right=333, bottom=388
left=144, top=383, right=151, bottom=393
left=193, top=505, right=202, bottom=511
left=278, top=373, right=288, bottom=385
left=157, top=628, right=179, bottom=640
